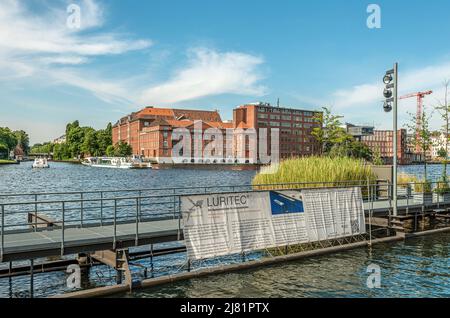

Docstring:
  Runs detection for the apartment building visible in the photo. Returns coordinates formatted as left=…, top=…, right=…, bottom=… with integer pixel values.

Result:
left=360, top=129, right=409, bottom=165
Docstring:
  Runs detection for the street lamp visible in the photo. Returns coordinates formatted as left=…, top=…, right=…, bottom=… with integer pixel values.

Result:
left=383, top=64, right=398, bottom=217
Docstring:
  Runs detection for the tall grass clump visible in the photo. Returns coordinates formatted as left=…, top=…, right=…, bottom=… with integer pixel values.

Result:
left=397, top=173, right=418, bottom=188
left=252, top=156, right=377, bottom=190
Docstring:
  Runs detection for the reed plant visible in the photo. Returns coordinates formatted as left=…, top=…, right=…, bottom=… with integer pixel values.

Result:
left=397, top=173, right=418, bottom=188
left=252, top=156, right=377, bottom=190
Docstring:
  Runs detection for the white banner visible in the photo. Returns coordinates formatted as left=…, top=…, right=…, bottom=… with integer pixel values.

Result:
left=181, top=187, right=365, bottom=260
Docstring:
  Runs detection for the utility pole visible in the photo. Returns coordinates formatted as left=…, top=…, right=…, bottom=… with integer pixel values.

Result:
left=383, top=63, right=398, bottom=217
left=393, top=63, right=398, bottom=217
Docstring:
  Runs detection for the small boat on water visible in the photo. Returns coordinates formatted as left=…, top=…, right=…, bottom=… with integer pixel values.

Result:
left=82, top=156, right=152, bottom=169
left=32, top=157, right=50, bottom=169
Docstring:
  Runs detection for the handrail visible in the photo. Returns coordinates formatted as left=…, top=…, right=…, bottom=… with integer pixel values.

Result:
left=0, top=180, right=378, bottom=198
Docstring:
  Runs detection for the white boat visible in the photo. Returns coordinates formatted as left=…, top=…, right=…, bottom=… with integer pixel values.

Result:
left=32, top=158, right=50, bottom=168
left=82, top=157, right=136, bottom=169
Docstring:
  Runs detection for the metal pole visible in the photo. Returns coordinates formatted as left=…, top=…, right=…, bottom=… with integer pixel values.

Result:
left=34, top=194, right=38, bottom=232
left=30, top=259, right=34, bottom=298
left=135, top=198, right=139, bottom=246
left=113, top=199, right=117, bottom=250
left=1, top=205, right=4, bottom=262
left=393, top=62, right=398, bottom=217
left=80, top=192, right=84, bottom=228
left=100, top=191, right=104, bottom=226
left=61, top=202, right=65, bottom=256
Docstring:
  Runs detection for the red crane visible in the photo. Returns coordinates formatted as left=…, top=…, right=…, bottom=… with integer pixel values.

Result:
left=399, top=90, right=432, bottom=152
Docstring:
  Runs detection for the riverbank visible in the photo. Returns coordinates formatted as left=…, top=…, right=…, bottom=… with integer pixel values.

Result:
left=50, top=159, right=81, bottom=164
left=0, top=159, right=19, bottom=165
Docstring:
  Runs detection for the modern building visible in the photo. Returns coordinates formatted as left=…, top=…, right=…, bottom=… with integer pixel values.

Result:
left=360, top=129, right=410, bottom=165
left=112, top=103, right=322, bottom=163
left=429, top=132, right=449, bottom=160
left=345, top=123, right=374, bottom=141
left=53, top=135, right=66, bottom=144
left=405, top=134, right=424, bottom=163
left=233, top=102, right=322, bottom=160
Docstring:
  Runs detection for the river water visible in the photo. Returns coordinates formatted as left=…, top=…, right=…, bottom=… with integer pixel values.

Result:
left=127, top=233, right=450, bottom=298
left=0, top=162, right=448, bottom=298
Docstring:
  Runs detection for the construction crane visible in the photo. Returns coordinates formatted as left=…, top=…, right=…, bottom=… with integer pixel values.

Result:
left=400, top=90, right=433, bottom=153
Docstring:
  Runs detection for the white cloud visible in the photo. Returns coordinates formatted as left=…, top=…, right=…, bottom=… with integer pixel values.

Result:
left=0, top=0, right=151, bottom=58
left=139, top=48, right=267, bottom=105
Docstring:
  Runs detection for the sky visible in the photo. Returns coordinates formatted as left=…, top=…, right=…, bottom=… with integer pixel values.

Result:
left=2, top=0, right=450, bottom=144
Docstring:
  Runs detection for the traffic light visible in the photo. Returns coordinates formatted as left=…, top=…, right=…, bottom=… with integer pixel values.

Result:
left=383, top=69, right=395, bottom=112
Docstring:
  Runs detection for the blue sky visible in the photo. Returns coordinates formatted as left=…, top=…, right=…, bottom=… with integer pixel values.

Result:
left=2, top=0, right=450, bottom=144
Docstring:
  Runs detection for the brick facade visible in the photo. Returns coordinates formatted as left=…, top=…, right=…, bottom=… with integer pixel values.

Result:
left=113, top=104, right=322, bottom=163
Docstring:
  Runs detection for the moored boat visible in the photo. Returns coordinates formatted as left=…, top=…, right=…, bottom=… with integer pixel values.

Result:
left=82, top=157, right=136, bottom=169
left=32, top=157, right=50, bottom=168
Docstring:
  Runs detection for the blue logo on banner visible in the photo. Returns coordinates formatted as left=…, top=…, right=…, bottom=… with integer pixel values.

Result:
left=269, top=191, right=304, bottom=215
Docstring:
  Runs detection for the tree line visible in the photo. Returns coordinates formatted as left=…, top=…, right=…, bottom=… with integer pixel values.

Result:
left=30, top=121, right=132, bottom=160
left=0, top=128, right=29, bottom=159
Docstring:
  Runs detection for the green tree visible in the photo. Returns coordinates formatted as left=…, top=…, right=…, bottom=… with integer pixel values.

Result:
left=30, top=142, right=53, bottom=155
left=0, top=127, right=18, bottom=157
left=96, top=123, right=112, bottom=155
left=434, top=80, right=450, bottom=182
left=81, top=128, right=98, bottom=156
left=13, top=130, right=30, bottom=154
left=328, top=140, right=372, bottom=161
left=106, top=145, right=115, bottom=157
left=312, top=107, right=349, bottom=155
left=372, top=146, right=384, bottom=165
left=114, top=141, right=133, bottom=157
left=405, top=107, right=433, bottom=180
left=438, top=148, right=447, bottom=159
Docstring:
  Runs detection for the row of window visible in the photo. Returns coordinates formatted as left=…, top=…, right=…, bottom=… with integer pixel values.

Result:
left=257, top=113, right=317, bottom=121
left=257, top=107, right=315, bottom=117
left=258, top=121, right=315, bottom=129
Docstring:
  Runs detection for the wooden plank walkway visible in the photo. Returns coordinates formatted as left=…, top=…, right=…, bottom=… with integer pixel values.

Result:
left=1, top=219, right=180, bottom=262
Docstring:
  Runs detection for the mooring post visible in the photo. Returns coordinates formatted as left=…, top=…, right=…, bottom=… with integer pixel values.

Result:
left=187, top=258, right=191, bottom=272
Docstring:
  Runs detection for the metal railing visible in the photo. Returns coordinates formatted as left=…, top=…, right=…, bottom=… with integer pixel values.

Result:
left=1, top=180, right=450, bottom=261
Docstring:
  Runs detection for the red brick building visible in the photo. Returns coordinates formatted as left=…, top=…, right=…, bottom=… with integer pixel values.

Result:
left=113, top=103, right=322, bottom=163
left=113, top=106, right=232, bottom=163
left=360, top=129, right=409, bottom=165
left=233, top=103, right=322, bottom=160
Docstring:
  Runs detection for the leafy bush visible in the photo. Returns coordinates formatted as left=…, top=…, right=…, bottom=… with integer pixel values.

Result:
left=414, top=180, right=432, bottom=194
